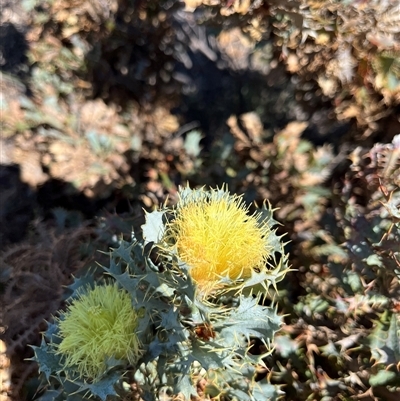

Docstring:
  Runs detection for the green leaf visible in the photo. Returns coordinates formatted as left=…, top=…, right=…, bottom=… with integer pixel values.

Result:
left=30, top=339, right=62, bottom=381
left=383, top=197, right=400, bottom=220
left=85, top=130, right=114, bottom=155
left=369, top=311, right=400, bottom=367
left=173, top=374, right=198, bottom=401
left=142, top=210, right=165, bottom=245
left=226, top=388, right=251, bottom=400
left=43, top=321, right=61, bottom=344
left=369, top=370, right=397, bottom=387
left=34, top=389, right=63, bottom=401
left=146, top=332, right=181, bottom=360
left=184, top=130, right=203, bottom=157
left=252, top=381, right=284, bottom=401
left=60, top=378, right=83, bottom=395
left=206, top=369, right=249, bottom=398
left=106, top=268, right=140, bottom=296
left=159, top=308, right=183, bottom=332
left=65, top=274, right=95, bottom=300
left=364, top=254, right=384, bottom=268
left=320, top=341, right=340, bottom=359
left=241, top=251, right=290, bottom=294
left=65, top=393, right=86, bottom=401
left=206, top=367, right=282, bottom=401
left=275, top=334, right=298, bottom=358
left=112, top=240, right=136, bottom=264
left=344, top=271, right=363, bottom=293
left=312, top=243, right=348, bottom=260
left=21, top=0, right=39, bottom=12
left=384, top=313, right=400, bottom=367
left=215, top=296, right=281, bottom=346
left=189, top=340, right=228, bottom=370
left=78, top=370, right=120, bottom=401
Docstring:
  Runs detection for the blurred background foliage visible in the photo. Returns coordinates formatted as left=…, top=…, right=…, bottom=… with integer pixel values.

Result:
left=0, top=0, right=399, bottom=400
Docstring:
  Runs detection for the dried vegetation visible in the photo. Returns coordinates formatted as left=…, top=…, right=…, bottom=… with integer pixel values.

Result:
left=1, top=0, right=400, bottom=400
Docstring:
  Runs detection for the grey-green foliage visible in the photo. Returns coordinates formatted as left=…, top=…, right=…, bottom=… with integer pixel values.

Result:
left=32, top=198, right=288, bottom=401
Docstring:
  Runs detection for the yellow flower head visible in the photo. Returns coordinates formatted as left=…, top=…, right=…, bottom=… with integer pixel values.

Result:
left=165, top=187, right=273, bottom=290
left=55, top=283, right=141, bottom=380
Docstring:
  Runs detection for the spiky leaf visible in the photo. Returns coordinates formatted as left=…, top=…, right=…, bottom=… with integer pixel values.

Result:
left=31, top=339, right=63, bottom=381
left=369, top=311, right=400, bottom=368
left=214, top=295, right=282, bottom=347
left=369, top=370, right=397, bottom=387
left=78, top=370, right=120, bottom=401
left=142, top=210, right=165, bottom=245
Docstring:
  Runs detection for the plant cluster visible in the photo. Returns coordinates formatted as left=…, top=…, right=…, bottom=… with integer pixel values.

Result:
left=1, top=0, right=194, bottom=198
left=32, top=186, right=289, bottom=400
left=182, top=115, right=400, bottom=399
left=267, top=136, right=400, bottom=400
left=1, top=1, right=400, bottom=400
left=183, top=0, right=400, bottom=138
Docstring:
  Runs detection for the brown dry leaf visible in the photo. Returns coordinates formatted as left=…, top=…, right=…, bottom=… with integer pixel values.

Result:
left=0, top=73, right=28, bottom=138
left=25, top=25, right=43, bottom=42
left=54, top=8, right=71, bottom=23
left=220, top=0, right=252, bottom=16
left=298, top=170, right=331, bottom=187
left=286, top=53, right=301, bottom=73
left=47, top=139, right=126, bottom=197
left=218, top=27, right=253, bottom=70
left=62, top=25, right=81, bottom=38
left=366, top=32, right=399, bottom=50
left=244, top=16, right=269, bottom=42
left=317, top=75, right=338, bottom=97
left=0, top=99, right=26, bottom=138
left=337, top=104, right=360, bottom=120
left=227, top=115, right=252, bottom=150
left=369, top=134, right=400, bottom=181
left=51, top=0, right=117, bottom=31
left=315, top=143, right=334, bottom=159
left=30, top=34, right=63, bottom=64
left=183, top=0, right=205, bottom=11
left=292, top=152, right=311, bottom=173
left=143, top=106, right=180, bottom=138
left=47, top=141, right=95, bottom=183
left=315, top=32, right=331, bottom=45
left=376, top=4, right=400, bottom=34
left=0, top=139, right=14, bottom=165
left=11, top=147, right=48, bottom=187
left=240, top=112, right=263, bottom=144
left=157, top=113, right=180, bottom=134
left=164, top=137, right=184, bottom=155
left=0, top=340, right=11, bottom=401
left=79, top=99, right=120, bottom=135
left=274, top=121, right=308, bottom=153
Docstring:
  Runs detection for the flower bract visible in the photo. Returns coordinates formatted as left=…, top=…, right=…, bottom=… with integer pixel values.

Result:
left=55, top=283, right=141, bottom=380
left=165, top=187, right=273, bottom=290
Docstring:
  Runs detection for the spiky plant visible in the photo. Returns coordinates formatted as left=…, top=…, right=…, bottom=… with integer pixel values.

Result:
left=54, top=283, right=142, bottom=380
left=32, top=185, right=289, bottom=400
left=162, top=186, right=278, bottom=293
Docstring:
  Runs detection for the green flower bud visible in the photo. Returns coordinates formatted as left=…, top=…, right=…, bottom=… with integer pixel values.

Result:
left=55, top=283, right=141, bottom=380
